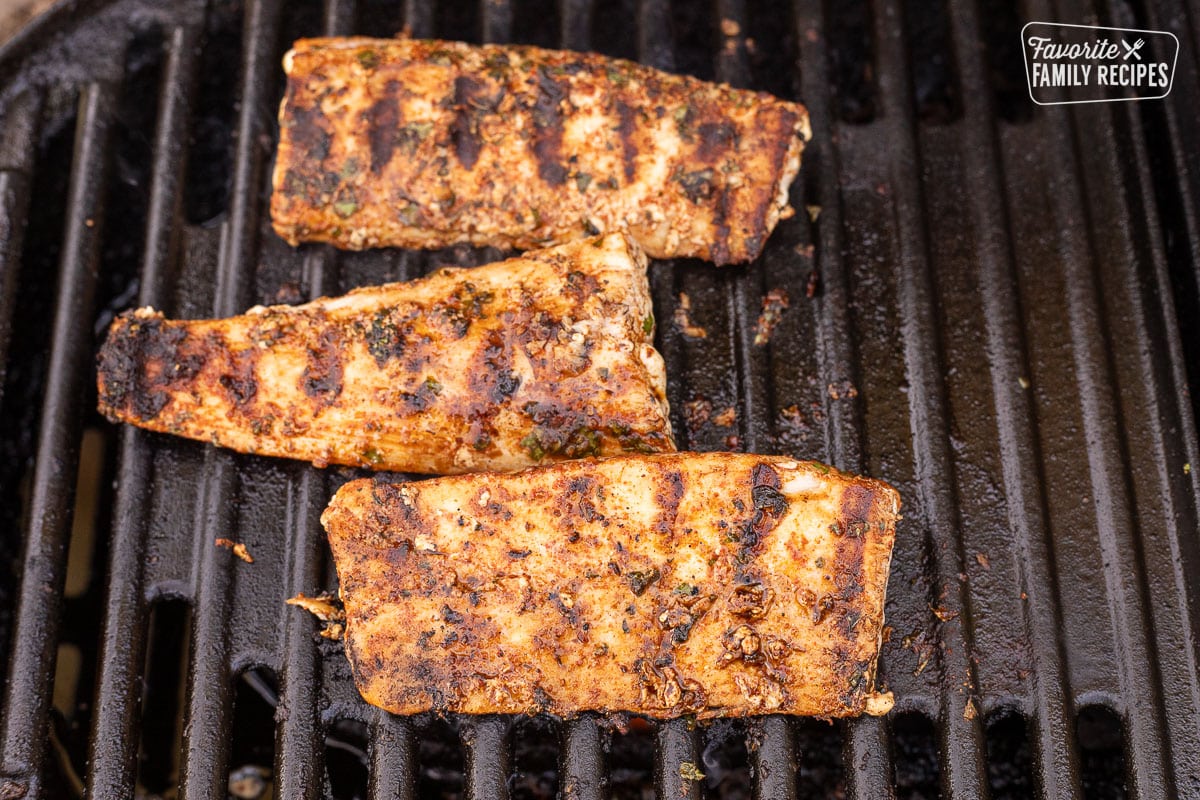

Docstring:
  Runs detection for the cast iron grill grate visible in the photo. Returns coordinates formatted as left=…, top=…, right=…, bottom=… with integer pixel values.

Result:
left=0, top=0, right=1198, bottom=798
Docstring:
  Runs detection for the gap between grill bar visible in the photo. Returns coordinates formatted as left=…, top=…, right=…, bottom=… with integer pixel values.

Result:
left=791, top=0, right=895, bottom=795
left=872, top=1, right=990, bottom=797
left=943, top=1, right=1083, bottom=797
left=178, top=1, right=283, bottom=799
left=86, top=21, right=202, bottom=800
left=0, top=80, right=117, bottom=800
left=1021, top=0, right=1175, bottom=792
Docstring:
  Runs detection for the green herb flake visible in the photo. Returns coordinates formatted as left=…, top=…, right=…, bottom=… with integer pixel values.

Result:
left=424, top=376, right=443, bottom=394
left=575, top=172, right=593, bottom=192
left=606, top=64, right=631, bottom=87
left=361, top=447, right=383, bottom=465
left=674, top=582, right=698, bottom=596
left=333, top=199, right=359, bottom=218
left=643, top=314, right=654, bottom=335
left=356, top=49, right=380, bottom=70
left=520, top=432, right=546, bottom=461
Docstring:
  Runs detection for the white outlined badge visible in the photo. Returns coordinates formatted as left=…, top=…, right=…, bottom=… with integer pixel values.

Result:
left=1021, top=22, right=1178, bottom=105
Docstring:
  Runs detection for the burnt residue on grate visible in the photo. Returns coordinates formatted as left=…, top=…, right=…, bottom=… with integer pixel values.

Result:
left=0, top=1, right=1199, bottom=799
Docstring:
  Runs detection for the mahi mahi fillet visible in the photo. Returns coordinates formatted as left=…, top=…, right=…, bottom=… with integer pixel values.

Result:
left=322, top=453, right=898, bottom=718
left=271, top=37, right=810, bottom=265
left=96, top=234, right=673, bottom=473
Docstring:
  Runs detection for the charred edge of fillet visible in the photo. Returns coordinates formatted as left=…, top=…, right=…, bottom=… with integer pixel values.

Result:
left=97, top=311, right=207, bottom=422
left=832, top=481, right=893, bottom=710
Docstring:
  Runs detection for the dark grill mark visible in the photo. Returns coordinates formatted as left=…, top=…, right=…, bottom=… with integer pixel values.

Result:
left=696, top=120, right=737, bottom=162
left=97, top=314, right=206, bottom=421
left=530, top=67, right=568, bottom=185
left=615, top=100, right=638, bottom=183
left=451, top=76, right=489, bottom=170
left=300, top=325, right=345, bottom=406
left=287, top=101, right=332, bottom=164
left=365, top=92, right=400, bottom=173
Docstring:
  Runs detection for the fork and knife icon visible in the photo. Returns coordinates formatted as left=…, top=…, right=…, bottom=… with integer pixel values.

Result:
left=1122, top=38, right=1146, bottom=59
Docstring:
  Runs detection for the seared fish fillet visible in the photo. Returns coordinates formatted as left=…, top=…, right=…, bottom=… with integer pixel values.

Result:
left=322, top=453, right=898, bottom=718
left=97, top=234, right=673, bottom=473
left=271, top=37, right=810, bottom=265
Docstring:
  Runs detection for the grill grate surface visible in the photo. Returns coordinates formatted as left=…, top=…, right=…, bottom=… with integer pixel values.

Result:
left=1, top=0, right=1199, bottom=798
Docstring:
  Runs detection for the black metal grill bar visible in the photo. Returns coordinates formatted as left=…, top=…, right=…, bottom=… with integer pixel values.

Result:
left=752, top=716, right=796, bottom=800
left=560, top=716, right=605, bottom=800
left=1110, top=34, right=1200, bottom=790
left=273, top=3, right=350, bottom=797
left=941, top=1, right=1082, bottom=796
left=369, top=713, right=415, bottom=800
left=86, top=21, right=201, bottom=800
left=559, top=0, right=591, bottom=50
left=179, top=1, right=282, bottom=798
left=790, top=0, right=896, bottom=795
left=1021, top=0, right=1174, bottom=793
left=710, top=4, right=801, bottom=797
left=0, top=92, right=38, bottom=408
left=404, top=0, right=434, bottom=38
left=0, top=80, right=116, bottom=800
left=482, top=0, right=513, bottom=43
left=655, top=719, right=701, bottom=800
left=464, top=716, right=512, bottom=800
left=276, top=469, right=332, bottom=800
left=872, top=0, right=990, bottom=796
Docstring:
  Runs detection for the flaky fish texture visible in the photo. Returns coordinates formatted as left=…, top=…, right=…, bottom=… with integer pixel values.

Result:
left=96, top=234, right=673, bottom=473
left=322, top=453, right=899, bottom=718
left=271, top=37, right=810, bottom=265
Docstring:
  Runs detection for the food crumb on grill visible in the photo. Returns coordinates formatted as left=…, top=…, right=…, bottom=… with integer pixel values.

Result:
left=215, top=538, right=254, bottom=563
left=684, top=398, right=713, bottom=437
left=720, top=18, right=740, bottom=36
left=930, top=604, right=958, bottom=622
left=963, top=697, right=978, bottom=721
left=228, top=765, right=270, bottom=800
left=724, top=433, right=742, bottom=450
left=827, top=380, right=858, bottom=400
left=975, top=552, right=991, bottom=570
left=1018, top=375, right=1030, bottom=389
left=673, top=293, right=708, bottom=339
left=806, top=204, right=822, bottom=222
left=712, top=406, right=737, bottom=427
left=287, top=592, right=347, bottom=640
left=753, top=287, right=790, bottom=346
left=679, top=762, right=706, bottom=781
left=806, top=269, right=821, bottom=298
left=1184, top=462, right=1191, bottom=474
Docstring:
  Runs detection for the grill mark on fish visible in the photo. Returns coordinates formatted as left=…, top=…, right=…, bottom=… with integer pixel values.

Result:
left=615, top=99, right=638, bottom=184
left=365, top=90, right=400, bottom=173
left=531, top=67, right=568, bottom=186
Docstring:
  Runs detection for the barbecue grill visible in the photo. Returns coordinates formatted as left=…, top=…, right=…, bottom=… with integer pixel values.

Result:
left=0, top=0, right=1198, bottom=798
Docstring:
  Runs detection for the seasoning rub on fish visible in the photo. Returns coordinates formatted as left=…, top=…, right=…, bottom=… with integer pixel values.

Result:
left=97, top=234, right=673, bottom=474
left=271, top=37, right=810, bottom=265
left=322, top=453, right=898, bottom=718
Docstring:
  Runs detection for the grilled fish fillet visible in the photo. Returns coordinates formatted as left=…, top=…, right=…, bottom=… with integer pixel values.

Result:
left=96, top=234, right=673, bottom=473
left=271, top=37, right=810, bottom=265
left=322, top=453, right=898, bottom=718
